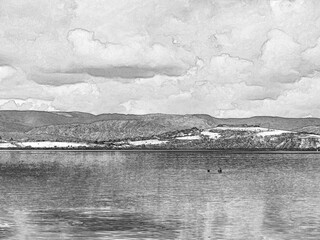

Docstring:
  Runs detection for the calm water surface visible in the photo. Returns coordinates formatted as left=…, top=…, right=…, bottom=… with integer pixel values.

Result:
left=0, top=151, right=319, bottom=240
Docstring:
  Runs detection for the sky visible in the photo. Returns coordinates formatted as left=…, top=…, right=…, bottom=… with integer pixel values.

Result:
left=1, top=0, right=320, bottom=117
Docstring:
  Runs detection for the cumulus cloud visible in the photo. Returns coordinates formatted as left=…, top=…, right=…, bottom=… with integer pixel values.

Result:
left=302, top=37, right=320, bottom=69
left=0, top=65, right=16, bottom=82
left=42, top=82, right=103, bottom=113
left=66, top=28, right=195, bottom=78
left=221, top=73, right=320, bottom=118
left=208, top=54, right=253, bottom=84
left=0, top=99, right=55, bottom=111
left=1, top=0, right=320, bottom=117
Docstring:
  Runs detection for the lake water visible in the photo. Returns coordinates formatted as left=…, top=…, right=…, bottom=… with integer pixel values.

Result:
left=0, top=151, right=319, bottom=240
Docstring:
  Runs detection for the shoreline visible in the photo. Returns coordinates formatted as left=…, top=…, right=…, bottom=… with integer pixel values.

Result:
left=0, top=149, right=320, bottom=154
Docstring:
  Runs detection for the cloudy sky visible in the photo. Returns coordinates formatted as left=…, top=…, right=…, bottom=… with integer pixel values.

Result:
left=1, top=0, right=320, bottom=117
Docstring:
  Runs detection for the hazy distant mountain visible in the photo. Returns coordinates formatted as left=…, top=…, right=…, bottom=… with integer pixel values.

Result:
left=0, top=110, right=95, bottom=132
left=2, top=110, right=320, bottom=145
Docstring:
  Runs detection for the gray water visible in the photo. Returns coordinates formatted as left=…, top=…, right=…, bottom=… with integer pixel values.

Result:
left=0, top=151, right=319, bottom=240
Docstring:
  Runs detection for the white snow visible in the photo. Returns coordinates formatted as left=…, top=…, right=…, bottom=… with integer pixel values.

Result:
left=257, top=130, right=291, bottom=137
left=214, top=127, right=269, bottom=132
left=0, top=143, right=17, bottom=148
left=301, top=134, right=320, bottom=139
left=201, top=131, right=221, bottom=139
left=213, top=126, right=293, bottom=137
left=128, top=139, right=168, bottom=146
left=54, top=112, right=73, bottom=117
left=176, top=136, right=201, bottom=140
left=16, top=142, right=90, bottom=148
left=0, top=223, right=11, bottom=228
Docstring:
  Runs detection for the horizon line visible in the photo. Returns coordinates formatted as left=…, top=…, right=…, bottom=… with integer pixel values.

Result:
left=0, top=109, right=318, bottom=120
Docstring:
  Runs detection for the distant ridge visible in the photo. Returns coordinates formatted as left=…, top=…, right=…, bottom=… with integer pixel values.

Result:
left=1, top=110, right=320, bottom=142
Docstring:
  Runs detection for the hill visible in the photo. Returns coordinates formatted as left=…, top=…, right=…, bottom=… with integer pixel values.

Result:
left=113, top=126, right=320, bottom=150
left=1, top=111, right=320, bottom=149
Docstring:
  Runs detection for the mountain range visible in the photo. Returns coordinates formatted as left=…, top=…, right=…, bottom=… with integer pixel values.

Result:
left=1, top=110, right=320, bottom=150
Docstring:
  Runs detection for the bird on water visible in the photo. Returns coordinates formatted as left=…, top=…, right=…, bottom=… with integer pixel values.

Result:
left=207, top=168, right=222, bottom=173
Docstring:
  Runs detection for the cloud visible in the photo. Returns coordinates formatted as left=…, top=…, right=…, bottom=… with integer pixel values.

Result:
left=260, top=29, right=301, bottom=76
left=302, top=37, right=320, bottom=69
left=28, top=72, right=89, bottom=86
left=1, top=0, right=320, bottom=117
left=0, top=99, right=55, bottom=111
left=208, top=54, right=253, bottom=84
left=0, top=66, right=51, bottom=100
left=42, top=82, right=103, bottom=113
left=64, top=66, right=186, bottom=79
left=224, top=73, right=320, bottom=118
left=0, top=65, right=16, bottom=82
left=66, top=28, right=195, bottom=78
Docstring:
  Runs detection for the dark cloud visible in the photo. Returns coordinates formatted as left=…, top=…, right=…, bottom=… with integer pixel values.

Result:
left=65, top=66, right=187, bottom=79
left=28, top=72, right=89, bottom=86
left=0, top=56, right=13, bottom=66
left=29, top=65, right=188, bottom=86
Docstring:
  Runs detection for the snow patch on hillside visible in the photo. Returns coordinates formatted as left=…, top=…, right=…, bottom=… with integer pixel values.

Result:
left=300, top=134, right=320, bottom=139
left=176, top=136, right=201, bottom=140
left=214, top=126, right=293, bottom=137
left=129, top=139, right=168, bottom=146
left=257, top=130, right=291, bottom=137
left=0, top=143, right=17, bottom=148
left=16, top=142, right=90, bottom=148
left=215, top=127, right=269, bottom=132
left=201, top=131, right=221, bottom=139
left=54, top=112, right=73, bottom=117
